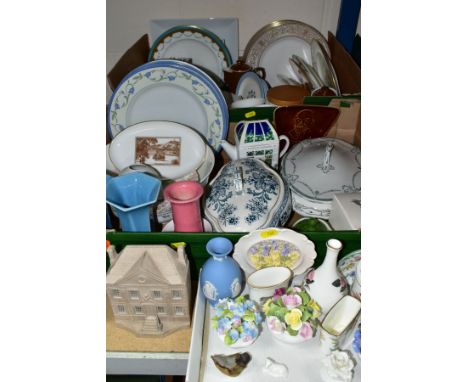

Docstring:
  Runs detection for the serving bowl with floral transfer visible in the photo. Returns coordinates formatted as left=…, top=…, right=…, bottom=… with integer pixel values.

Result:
left=204, top=158, right=291, bottom=232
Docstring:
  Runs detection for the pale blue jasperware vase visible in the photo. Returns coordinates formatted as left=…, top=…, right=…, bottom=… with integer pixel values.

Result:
left=200, top=237, right=243, bottom=306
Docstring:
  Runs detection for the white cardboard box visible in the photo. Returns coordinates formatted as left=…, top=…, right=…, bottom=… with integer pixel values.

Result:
left=329, top=192, right=361, bottom=230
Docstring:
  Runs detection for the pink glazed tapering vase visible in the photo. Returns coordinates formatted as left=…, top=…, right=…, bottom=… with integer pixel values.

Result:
left=163, top=181, right=204, bottom=232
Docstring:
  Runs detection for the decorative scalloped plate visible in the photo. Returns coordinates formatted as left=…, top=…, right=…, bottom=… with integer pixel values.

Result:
left=233, top=228, right=317, bottom=277
left=148, top=25, right=232, bottom=78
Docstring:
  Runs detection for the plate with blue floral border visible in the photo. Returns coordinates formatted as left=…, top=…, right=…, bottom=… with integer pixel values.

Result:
left=107, top=59, right=229, bottom=151
left=337, top=249, right=361, bottom=286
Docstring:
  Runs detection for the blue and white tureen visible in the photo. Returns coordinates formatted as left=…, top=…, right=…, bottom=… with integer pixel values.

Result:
left=204, top=158, right=291, bottom=232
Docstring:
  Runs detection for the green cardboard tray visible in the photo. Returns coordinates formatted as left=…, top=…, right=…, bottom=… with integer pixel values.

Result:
left=106, top=231, right=361, bottom=278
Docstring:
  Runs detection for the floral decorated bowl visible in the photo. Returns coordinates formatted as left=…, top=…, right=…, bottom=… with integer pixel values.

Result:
left=233, top=228, right=317, bottom=277
left=264, top=286, right=321, bottom=344
left=204, top=158, right=291, bottom=232
left=211, top=296, right=264, bottom=347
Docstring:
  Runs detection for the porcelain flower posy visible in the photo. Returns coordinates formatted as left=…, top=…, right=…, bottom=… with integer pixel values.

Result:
left=211, top=296, right=263, bottom=346
left=322, top=350, right=355, bottom=382
left=263, top=286, right=321, bottom=339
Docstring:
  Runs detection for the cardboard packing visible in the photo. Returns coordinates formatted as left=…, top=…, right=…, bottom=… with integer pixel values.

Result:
left=106, top=30, right=361, bottom=228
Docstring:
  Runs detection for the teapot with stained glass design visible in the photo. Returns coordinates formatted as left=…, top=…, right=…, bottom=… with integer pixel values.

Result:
left=220, top=119, right=289, bottom=169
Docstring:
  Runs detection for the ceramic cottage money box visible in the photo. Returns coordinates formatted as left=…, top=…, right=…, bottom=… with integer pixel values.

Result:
left=220, top=120, right=289, bottom=169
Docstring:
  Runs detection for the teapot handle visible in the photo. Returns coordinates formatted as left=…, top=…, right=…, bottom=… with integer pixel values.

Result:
left=253, top=67, right=266, bottom=79
left=278, top=135, right=290, bottom=158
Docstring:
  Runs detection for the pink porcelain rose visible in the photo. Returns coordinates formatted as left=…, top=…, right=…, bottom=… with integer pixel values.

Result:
left=267, top=316, right=284, bottom=333
left=299, top=321, right=313, bottom=340
left=281, top=294, right=302, bottom=309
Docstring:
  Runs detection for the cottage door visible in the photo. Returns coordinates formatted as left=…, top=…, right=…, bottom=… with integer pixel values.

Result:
left=141, top=304, right=163, bottom=334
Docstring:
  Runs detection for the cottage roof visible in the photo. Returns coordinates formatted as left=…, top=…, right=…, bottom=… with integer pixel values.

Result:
left=106, top=245, right=187, bottom=285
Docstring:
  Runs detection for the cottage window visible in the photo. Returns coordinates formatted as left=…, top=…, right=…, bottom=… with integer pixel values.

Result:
left=117, top=304, right=125, bottom=314
left=157, top=306, right=166, bottom=314
left=129, top=290, right=140, bottom=300
left=172, top=290, right=182, bottom=300
left=134, top=305, right=144, bottom=315
left=174, top=306, right=184, bottom=316
left=153, top=290, right=162, bottom=299
left=111, top=289, right=121, bottom=298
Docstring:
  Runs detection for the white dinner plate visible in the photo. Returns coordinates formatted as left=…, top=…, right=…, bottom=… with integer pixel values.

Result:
left=148, top=25, right=232, bottom=79
left=149, top=18, right=239, bottom=61
left=243, top=20, right=330, bottom=88
left=107, top=59, right=229, bottom=151
left=109, top=121, right=206, bottom=180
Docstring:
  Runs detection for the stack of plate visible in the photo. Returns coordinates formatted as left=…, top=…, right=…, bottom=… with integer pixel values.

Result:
left=280, top=137, right=361, bottom=219
left=148, top=25, right=233, bottom=79
left=243, top=20, right=329, bottom=88
left=243, top=20, right=340, bottom=95
left=107, top=59, right=229, bottom=152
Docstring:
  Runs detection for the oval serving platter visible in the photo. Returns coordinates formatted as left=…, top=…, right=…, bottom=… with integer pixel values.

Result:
left=109, top=121, right=206, bottom=180
left=107, top=59, right=229, bottom=152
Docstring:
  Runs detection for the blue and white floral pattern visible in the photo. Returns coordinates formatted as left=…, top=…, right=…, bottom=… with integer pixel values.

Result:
left=205, top=159, right=291, bottom=231
left=107, top=60, right=228, bottom=151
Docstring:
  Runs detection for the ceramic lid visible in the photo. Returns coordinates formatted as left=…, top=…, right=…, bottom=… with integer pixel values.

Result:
left=281, top=138, right=361, bottom=202
left=267, top=85, right=310, bottom=106
left=205, top=158, right=285, bottom=232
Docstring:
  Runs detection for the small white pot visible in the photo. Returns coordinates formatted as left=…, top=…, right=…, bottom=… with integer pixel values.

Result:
left=247, top=266, right=293, bottom=304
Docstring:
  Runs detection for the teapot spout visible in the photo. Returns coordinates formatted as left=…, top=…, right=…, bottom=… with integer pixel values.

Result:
left=220, top=140, right=238, bottom=160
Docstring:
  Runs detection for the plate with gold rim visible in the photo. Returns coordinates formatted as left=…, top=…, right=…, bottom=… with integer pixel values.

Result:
left=243, top=20, right=329, bottom=88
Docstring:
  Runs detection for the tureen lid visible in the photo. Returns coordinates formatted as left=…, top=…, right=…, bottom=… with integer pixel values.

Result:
left=205, top=158, right=285, bottom=232
left=281, top=138, right=360, bottom=201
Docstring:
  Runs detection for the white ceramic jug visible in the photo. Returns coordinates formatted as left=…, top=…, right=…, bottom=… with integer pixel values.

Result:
left=303, top=239, right=348, bottom=316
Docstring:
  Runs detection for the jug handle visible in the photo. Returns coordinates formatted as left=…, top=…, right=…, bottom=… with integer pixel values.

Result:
left=278, top=135, right=290, bottom=158
left=254, top=67, right=266, bottom=79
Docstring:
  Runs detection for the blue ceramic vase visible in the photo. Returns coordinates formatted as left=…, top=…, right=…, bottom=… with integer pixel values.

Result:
left=200, top=237, right=242, bottom=306
left=106, top=173, right=161, bottom=232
